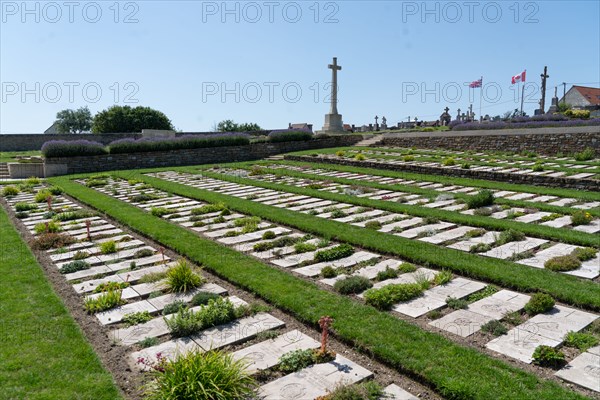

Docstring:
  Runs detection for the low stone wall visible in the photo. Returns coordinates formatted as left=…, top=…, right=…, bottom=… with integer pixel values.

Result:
left=285, top=155, right=600, bottom=191
left=380, top=126, right=599, bottom=156
left=8, top=163, right=44, bottom=179
left=44, top=136, right=362, bottom=176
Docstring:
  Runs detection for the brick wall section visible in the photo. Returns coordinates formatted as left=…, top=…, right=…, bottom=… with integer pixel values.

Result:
left=0, top=133, right=142, bottom=151
left=380, top=127, right=599, bottom=156
left=285, top=155, right=600, bottom=191
left=44, top=136, right=362, bottom=176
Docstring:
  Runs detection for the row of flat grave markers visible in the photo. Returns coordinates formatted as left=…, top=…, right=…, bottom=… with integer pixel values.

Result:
left=263, top=164, right=600, bottom=210
left=1, top=185, right=418, bottom=400
left=345, top=149, right=599, bottom=178
left=214, top=166, right=600, bottom=232
left=370, top=146, right=600, bottom=164
left=150, top=171, right=599, bottom=280
left=83, top=178, right=599, bottom=393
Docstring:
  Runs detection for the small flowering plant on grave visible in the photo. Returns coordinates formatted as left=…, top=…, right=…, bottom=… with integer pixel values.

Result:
left=314, top=315, right=336, bottom=363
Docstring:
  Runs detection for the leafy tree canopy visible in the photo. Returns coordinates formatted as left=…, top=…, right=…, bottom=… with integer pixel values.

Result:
left=216, top=119, right=262, bottom=132
left=91, top=105, right=173, bottom=133
left=54, top=106, right=92, bottom=134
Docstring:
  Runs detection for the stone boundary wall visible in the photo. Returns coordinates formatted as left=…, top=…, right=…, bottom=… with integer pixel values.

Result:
left=285, top=155, right=599, bottom=191
left=380, top=126, right=599, bottom=156
left=44, top=136, right=361, bottom=177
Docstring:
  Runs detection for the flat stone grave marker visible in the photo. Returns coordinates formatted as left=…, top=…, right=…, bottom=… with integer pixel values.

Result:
left=555, top=349, right=600, bottom=392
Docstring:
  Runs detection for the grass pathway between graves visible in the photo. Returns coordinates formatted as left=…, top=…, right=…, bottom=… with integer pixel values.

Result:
left=283, top=150, right=600, bottom=201
left=193, top=168, right=599, bottom=249
left=234, top=160, right=600, bottom=218
left=49, top=175, right=591, bottom=400
left=0, top=206, right=123, bottom=400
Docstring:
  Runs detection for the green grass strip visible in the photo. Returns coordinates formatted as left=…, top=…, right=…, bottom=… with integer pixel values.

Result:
left=283, top=149, right=600, bottom=201
left=0, top=206, right=122, bottom=400
left=194, top=168, right=599, bottom=248
left=208, top=161, right=600, bottom=218
left=48, top=175, right=591, bottom=400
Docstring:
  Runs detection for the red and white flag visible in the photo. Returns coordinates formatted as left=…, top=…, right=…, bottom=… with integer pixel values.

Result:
left=511, top=70, right=526, bottom=84
left=469, top=78, right=482, bottom=88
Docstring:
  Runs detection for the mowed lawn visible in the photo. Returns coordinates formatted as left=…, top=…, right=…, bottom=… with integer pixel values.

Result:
left=0, top=207, right=122, bottom=399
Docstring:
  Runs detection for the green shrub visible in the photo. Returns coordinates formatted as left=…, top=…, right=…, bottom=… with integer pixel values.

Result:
left=442, top=157, right=456, bottom=166
left=570, top=210, right=593, bottom=226
left=481, top=320, right=508, bottom=336
left=540, top=213, right=561, bottom=222
left=134, top=248, right=155, bottom=258
left=122, top=311, right=153, bottom=326
left=364, top=283, right=423, bottom=310
left=191, top=291, right=220, bottom=306
left=85, top=179, right=108, bottom=188
left=572, top=247, right=597, bottom=261
left=15, top=202, right=38, bottom=212
left=335, top=150, right=345, bottom=157
left=34, top=189, right=52, bottom=203
left=354, top=153, right=366, bottom=161
left=59, top=260, right=91, bottom=274
left=469, top=243, right=492, bottom=253
left=574, top=147, right=595, bottom=161
left=364, top=220, right=382, bottom=230
left=375, top=267, right=398, bottom=281
left=495, top=229, right=525, bottom=246
left=84, top=290, right=124, bottom=313
left=165, top=259, right=204, bottom=293
left=467, top=285, right=499, bottom=302
left=532, top=345, right=565, bottom=368
left=53, top=209, right=95, bottom=221
left=72, top=250, right=89, bottom=260
left=294, top=242, right=317, bottom=253
left=93, top=281, right=129, bottom=293
left=142, top=350, right=256, bottom=400
left=30, top=233, right=75, bottom=250
left=563, top=331, right=599, bottom=351
left=397, top=262, right=416, bottom=273
left=465, top=228, right=486, bottom=238
left=262, top=230, right=276, bottom=240
left=252, top=241, right=274, bottom=252
left=138, top=337, right=158, bottom=348
left=307, top=183, right=324, bottom=190
left=446, top=297, right=468, bottom=310
left=150, top=207, right=171, bottom=217
left=99, top=240, right=117, bottom=254
left=524, top=293, right=555, bottom=315
left=503, top=311, right=524, bottom=326
left=333, top=276, right=373, bottom=295
left=163, top=301, right=188, bottom=316
left=34, top=221, right=62, bottom=234
left=323, top=381, right=384, bottom=400
left=330, top=209, right=347, bottom=218
left=403, top=155, right=415, bottom=162
left=165, top=297, right=237, bottom=337
left=321, top=266, right=337, bottom=278
left=531, top=162, right=544, bottom=172
left=15, top=212, right=29, bottom=219
left=191, top=203, right=226, bottom=215
left=2, top=186, right=19, bottom=196
left=544, top=254, right=581, bottom=272
left=129, top=193, right=161, bottom=203
left=565, top=109, right=591, bottom=119
left=460, top=162, right=471, bottom=169
left=314, top=244, right=354, bottom=262
left=466, top=190, right=494, bottom=209
left=433, top=270, right=453, bottom=286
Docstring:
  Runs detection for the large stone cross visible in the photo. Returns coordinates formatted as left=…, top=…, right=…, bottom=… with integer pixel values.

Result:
left=328, top=57, right=342, bottom=114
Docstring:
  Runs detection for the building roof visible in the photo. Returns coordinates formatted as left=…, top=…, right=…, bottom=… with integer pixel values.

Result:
left=572, top=86, right=600, bottom=106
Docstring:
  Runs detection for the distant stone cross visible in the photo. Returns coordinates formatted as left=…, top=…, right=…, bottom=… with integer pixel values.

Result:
left=374, top=115, right=379, bottom=124
left=328, top=57, right=342, bottom=114
left=444, top=107, right=450, bottom=113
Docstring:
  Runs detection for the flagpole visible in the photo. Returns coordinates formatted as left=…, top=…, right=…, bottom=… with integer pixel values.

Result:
left=479, top=76, right=483, bottom=122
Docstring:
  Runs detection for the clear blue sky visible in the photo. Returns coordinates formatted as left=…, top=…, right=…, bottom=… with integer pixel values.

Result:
left=1, top=0, right=599, bottom=133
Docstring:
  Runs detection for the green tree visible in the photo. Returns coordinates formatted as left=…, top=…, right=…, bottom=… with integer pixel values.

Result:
left=216, top=120, right=262, bottom=132
left=54, top=106, right=92, bottom=133
left=91, top=105, right=173, bottom=133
